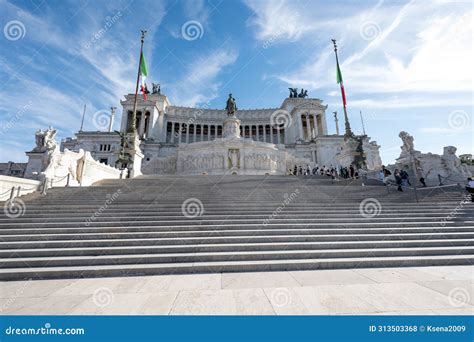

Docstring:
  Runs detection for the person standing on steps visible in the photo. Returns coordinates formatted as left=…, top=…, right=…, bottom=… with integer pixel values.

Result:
left=349, top=164, right=355, bottom=178
left=382, top=166, right=391, bottom=185
left=394, top=169, right=403, bottom=192
left=466, top=177, right=474, bottom=202
left=419, top=176, right=427, bottom=187
left=400, top=169, right=410, bottom=188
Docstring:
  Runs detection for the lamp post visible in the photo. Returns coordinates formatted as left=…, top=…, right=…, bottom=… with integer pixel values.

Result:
left=109, top=107, right=116, bottom=133
left=333, top=111, right=340, bottom=135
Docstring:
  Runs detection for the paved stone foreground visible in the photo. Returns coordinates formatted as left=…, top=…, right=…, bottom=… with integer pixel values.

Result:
left=0, top=266, right=473, bottom=315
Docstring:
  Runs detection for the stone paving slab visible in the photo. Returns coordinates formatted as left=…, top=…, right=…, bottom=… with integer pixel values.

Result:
left=0, top=266, right=472, bottom=315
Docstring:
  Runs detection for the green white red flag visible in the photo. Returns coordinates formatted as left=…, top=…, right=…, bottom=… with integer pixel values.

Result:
left=336, top=61, right=347, bottom=107
left=140, top=51, right=148, bottom=100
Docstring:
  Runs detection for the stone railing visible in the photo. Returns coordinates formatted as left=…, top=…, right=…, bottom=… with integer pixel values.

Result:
left=76, top=151, right=123, bottom=186
left=0, top=175, right=41, bottom=201
left=41, top=150, right=123, bottom=188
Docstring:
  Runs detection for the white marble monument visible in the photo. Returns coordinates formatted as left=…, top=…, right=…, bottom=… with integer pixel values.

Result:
left=392, top=131, right=471, bottom=184
left=59, top=88, right=383, bottom=176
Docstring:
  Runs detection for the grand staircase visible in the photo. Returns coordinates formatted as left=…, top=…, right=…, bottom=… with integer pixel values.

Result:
left=0, top=175, right=472, bottom=280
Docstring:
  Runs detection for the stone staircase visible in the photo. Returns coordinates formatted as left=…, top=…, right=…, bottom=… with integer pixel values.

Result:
left=0, top=175, right=472, bottom=280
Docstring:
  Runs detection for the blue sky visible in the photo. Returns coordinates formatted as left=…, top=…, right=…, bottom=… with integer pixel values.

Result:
left=0, top=0, right=472, bottom=164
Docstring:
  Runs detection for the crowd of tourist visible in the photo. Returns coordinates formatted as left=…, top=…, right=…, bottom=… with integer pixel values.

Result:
left=289, top=164, right=473, bottom=200
left=288, top=164, right=362, bottom=180
left=378, top=165, right=413, bottom=192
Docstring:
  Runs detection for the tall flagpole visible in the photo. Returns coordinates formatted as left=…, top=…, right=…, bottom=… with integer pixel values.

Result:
left=331, top=39, right=353, bottom=139
left=79, top=104, right=86, bottom=132
left=360, top=110, right=366, bottom=135
left=130, top=30, right=147, bottom=134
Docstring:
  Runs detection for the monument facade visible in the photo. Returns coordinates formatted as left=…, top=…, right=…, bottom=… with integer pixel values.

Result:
left=61, top=89, right=383, bottom=175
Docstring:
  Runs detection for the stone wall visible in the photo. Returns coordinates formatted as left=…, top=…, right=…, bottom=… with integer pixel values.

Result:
left=0, top=175, right=41, bottom=201
left=77, top=152, right=123, bottom=186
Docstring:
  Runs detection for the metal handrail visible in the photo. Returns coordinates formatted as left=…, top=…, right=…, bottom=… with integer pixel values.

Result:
left=438, top=174, right=467, bottom=186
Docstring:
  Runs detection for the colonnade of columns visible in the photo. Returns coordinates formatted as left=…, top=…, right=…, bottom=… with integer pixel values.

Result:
left=299, top=113, right=322, bottom=141
left=165, top=122, right=285, bottom=144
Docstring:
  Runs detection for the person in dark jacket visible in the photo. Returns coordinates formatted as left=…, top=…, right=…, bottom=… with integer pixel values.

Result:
left=394, top=169, right=403, bottom=192
left=419, top=177, right=427, bottom=187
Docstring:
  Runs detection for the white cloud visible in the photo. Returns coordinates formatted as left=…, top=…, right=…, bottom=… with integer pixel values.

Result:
left=168, top=48, right=239, bottom=106
left=245, top=0, right=316, bottom=41
left=246, top=0, right=473, bottom=98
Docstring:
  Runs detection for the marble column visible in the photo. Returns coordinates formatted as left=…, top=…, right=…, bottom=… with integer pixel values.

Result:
left=305, top=115, right=311, bottom=141
left=200, top=124, right=204, bottom=141
left=298, top=116, right=304, bottom=140
left=139, top=114, right=146, bottom=138
left=171, top=122, right=175, bottom=143
left=178, top=122, right=182, bottom=143
left=277, top=126, right=281, bottom=144
left=270, top=125, right=273, bottom=143
left=186, top=124, right=189, bottom=143
left=316, top=114, right=322, bottom=136
left=193, top=124, right=197, bottom=142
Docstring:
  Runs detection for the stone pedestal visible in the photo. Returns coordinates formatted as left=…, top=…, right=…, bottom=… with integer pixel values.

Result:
left=24, top=151, right=49, bottom=179
left=176, top=137, right=291, bottom=175
left=125, top=133, right=143, bottom=178
left=337, top=136, right=366, bottom=169
left=223, top=116, right=241, bottom=139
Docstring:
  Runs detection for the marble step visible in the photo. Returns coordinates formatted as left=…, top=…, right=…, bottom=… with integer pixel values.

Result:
left=4, top=207, right=468, bottom=218
left=1, top=254, right=473, bottom=281
left=2, top=225, right=472, bottom=236
left=2, top=246, right=473, bottom=268
left=3, top=239, right=472, bottom=258
left=1, top=207, right=470, bottom=218
left=0, top=208, right=474, bottom=223
left=11, top=198, right=466, bottom=206
left=1, top=232, right=473, bottom=249
left=0, top=215, right=474, bottom=229
left=1, top=226, right=473, bottom=239
left=34, top=193, right=464, bottom=199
